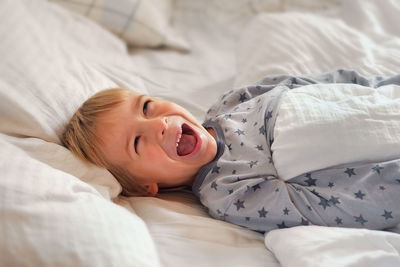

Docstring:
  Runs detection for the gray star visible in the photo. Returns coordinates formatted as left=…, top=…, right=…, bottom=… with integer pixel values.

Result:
left=344, top=168, right=356, bottom=177
left=258, top=207, right=268, bottom=218
left=259, top=125, right=266, bottom=135
left=239, top=93, right=248, bottom=103
left=277, top=221, right=288, bottom=229
left=382, top=210, right=393, bottom=220
left=265, top=110, right=273, bottom=120
left=301, top=218, right=309, bottom=225
left=212, top=166, right=220, bottom=174
left=318, top=198, right=331, bottom=210
left=241, top=118, right=247, bottom=123
left=228, top=189, right=233, bottom=194
left=372, top=165, right=384, bottom=174
left=328, top=182, right=334, bottom=188
left=329, top=196, right=340, bottom=205
left=304, top=174, right=317, bottom=186
left=283, top=207, right=290, bottom=215
left=211, top=181, right=218, bottom=190
left=255, top=145, right=264, bottom=151
left=354, top=214, right=368, bottom=225
left=354, top=190, right=366, bottom=200
left=335, top=217, right=343, bottom=225
left=248, top=160, right=258, bottom=168
left=234, top=129, right=245, bottom=136
left=252, top=184, right=261, bottom=192
left=234, top=199, right=245, bottom=211
left=223, top=114, right=232, bottom=120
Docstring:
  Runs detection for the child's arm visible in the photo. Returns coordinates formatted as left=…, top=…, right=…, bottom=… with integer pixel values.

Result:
left=199, top=158, right=400, bottom=233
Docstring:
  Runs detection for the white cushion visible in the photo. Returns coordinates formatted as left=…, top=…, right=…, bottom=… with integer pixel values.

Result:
left=50, top=0, right=190, bottom=51
left=0, top=136, right=160, bottom=267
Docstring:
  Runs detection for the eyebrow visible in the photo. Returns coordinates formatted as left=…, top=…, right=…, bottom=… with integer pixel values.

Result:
left=125, top=94, right=145, bottom=160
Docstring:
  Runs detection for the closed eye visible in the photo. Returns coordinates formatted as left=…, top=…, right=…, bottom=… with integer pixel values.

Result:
left=143, top=100, right=151, bottom=115
left=134, top=136, right=140, bottom=154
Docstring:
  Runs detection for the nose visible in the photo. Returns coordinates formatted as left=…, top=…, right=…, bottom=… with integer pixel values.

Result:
left=142, top=117, right=167, bottom=140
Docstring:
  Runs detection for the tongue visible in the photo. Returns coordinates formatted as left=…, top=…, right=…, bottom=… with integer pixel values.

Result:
left=177, top=133, right=196, bottom=156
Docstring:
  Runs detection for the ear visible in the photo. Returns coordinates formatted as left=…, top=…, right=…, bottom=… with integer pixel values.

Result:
left=144, top=183, right=159, bottom=196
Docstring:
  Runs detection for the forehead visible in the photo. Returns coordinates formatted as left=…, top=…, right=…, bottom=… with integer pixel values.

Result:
left=94, top=95, right=137, bottom=166
left=98, top=92, right=141, bottom=123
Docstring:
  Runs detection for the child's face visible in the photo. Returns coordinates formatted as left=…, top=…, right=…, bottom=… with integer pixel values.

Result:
left=96, top=91, right=217, bottom=195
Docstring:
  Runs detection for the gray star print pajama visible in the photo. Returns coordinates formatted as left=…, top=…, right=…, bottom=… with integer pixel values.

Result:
left=192, top=70, right=400, bottom=233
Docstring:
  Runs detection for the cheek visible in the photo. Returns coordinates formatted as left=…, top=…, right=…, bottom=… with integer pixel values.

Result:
left=143, top=146, right=168, bottom=163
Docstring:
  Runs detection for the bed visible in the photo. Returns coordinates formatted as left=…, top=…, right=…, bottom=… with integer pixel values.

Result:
left=1, top=0, right=400, bottom=266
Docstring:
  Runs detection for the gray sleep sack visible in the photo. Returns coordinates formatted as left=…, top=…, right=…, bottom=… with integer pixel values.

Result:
left=192, top=69, right=400, bottom=233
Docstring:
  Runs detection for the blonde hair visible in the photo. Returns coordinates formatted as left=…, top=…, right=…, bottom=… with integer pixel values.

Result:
left=62, top=88, right=148, bottom=197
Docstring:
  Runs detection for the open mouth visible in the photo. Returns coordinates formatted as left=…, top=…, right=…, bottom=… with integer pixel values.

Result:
left=176, top=123, right=198, bottom=156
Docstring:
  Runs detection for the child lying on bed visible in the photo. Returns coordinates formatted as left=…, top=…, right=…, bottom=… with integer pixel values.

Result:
left=62, top=70, right=400, bottom=233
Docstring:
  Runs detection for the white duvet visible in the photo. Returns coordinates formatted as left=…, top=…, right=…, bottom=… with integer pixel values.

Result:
left=266, top=226, right=400, bottom=267
left=272, top=83, right=400, bottom=180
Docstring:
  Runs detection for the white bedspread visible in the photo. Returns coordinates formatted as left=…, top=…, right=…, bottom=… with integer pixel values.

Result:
left=266, top=226, right=400, bottom=267
left=272, top=83, right=400, bottom=180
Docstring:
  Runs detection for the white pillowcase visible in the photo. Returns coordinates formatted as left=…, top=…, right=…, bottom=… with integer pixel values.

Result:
left=272, top=83, right=400, bottom=180
left=0, top=135, right=161, bottom=267
left=0, top=0, right=160, bottom=266
left=50, top=0, right=190, bottom=51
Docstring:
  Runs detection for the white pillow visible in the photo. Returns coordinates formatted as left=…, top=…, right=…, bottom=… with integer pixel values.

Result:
left=50, top=0, right=190, bottom=51
left=0, top=1, right=160, bottom=265
left=0, top=135, right=160, bottom=267
left=0, top=0, right=146, bottom=195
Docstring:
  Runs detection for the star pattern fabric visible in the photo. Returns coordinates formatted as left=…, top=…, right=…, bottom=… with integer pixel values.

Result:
left=192, top=70, right=400, bottom=233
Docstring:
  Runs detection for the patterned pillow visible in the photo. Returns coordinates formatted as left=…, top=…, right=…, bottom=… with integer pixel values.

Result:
left=50, top=0, right=190, bottom=50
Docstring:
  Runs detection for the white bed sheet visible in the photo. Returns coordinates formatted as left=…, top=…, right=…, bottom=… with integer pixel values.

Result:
left=123, top=0, right=400, bottom=266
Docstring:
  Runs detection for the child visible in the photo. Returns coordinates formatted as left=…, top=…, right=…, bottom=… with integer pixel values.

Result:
left=62, top=70, right=400, bottom=233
